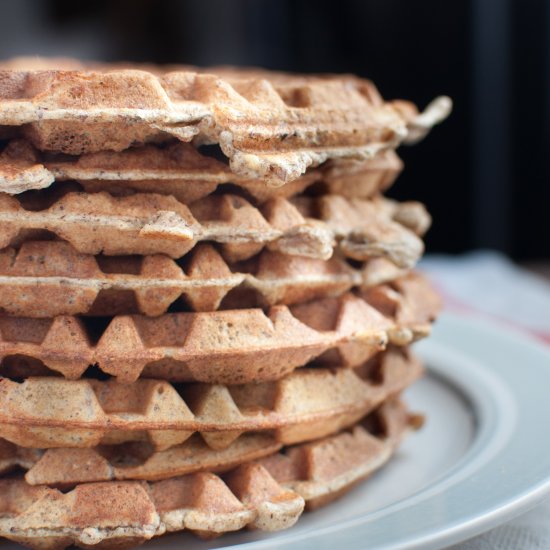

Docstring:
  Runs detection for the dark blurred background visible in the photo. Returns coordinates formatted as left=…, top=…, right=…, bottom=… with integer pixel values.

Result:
left=0, top=0, right=548, bottom=260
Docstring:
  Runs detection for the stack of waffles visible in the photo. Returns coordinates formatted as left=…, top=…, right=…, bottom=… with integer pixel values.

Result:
left=0, top=60, right=450, bottom=549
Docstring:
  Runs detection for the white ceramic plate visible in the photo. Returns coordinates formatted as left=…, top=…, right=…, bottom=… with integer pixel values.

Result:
left=4, top=312, right=550, bottom=550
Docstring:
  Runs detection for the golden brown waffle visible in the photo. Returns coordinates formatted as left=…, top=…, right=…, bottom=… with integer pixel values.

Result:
left=0, top=192, right=331, bottom=260
left=0, top=190, right=428, bottom=266
left=0, top=392, right=409, bottom=485
left=0, top=358, right=418, bottom=485
left=0, top=62, right=451, bottom=184
left=0, top=238, right=430, bottom=317
left=0, top=348, right=422, bottom=450
left=0, top=399, right=413, bottom=549
left=0, top=274, right=438, bottom=382
left=0, top=433, right=281, bottom=484
left=0, top=139, right=403, bottom=200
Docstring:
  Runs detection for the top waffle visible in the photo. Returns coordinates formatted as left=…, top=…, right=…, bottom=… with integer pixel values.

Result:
left=0, top=60, right=451, bottom=184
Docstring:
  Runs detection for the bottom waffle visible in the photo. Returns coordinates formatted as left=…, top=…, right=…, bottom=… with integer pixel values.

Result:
left=0, top=399, right=417, bottom=550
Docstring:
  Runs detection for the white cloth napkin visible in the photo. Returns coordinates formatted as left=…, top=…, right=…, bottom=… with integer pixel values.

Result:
left=420, top=251, right=550, bottom=549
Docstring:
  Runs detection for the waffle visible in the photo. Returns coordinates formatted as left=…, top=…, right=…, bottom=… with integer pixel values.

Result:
left=0, top=438, right=39, bottom=474
left=0, top=399, right=414, bottom=549
left=0, top=388, right=407, bottom=485
left=293, top=194, right=429, bottom=265
left=360, top=272, right=444, bottom=328
left=0, top=347, right=422, bottom=450
left=0, top=237, right=431, bottom=318
left=0, top=273, right=438, bottom=382
left=0, top=433, right=282, bottom=485
left=0, top=139, right=403, bottom=200
left=0, top=57, right=446, bottom=550
left=0, top=190, right=428, bottom=268
left=0, top=62, right=451, bottom=184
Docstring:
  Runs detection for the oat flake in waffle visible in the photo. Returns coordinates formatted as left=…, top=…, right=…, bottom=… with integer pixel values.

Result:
left=0, top=399, right=415, bottom=550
